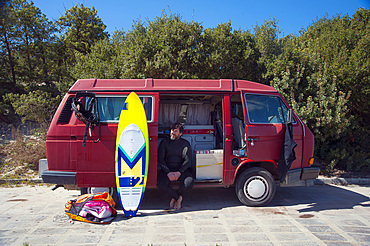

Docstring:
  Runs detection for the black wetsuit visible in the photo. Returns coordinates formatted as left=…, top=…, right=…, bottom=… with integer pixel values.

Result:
left=157, top=137, right=194, bottom=200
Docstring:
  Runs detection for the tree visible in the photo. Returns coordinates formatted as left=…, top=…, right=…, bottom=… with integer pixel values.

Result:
left=269, top=9, right=370, bottom=171
left=57, top=4, right=108, bottom=55
left=203, top=23, right=260, bottom=80
left=71, top=34, right=123, bottom=81
left=4, top=91, right=61, bottom=127
left=254, top=18, right=283, bottom=84
left=271, top=61, right=352, bottom=171
left=120, top=13, right=206, bottom=79
left=0, top=0, right=17, bottom=85
left=12, top=0, right=56, bottom=87
left=71, top=13, right=207, bottom=80
left=0, top=0, right=57, bottom=87
left=71, top=13, right=262, bottom=81
left=296, top=9, right=370, bottom=171
left=0, top=0, right=63, bottom=125
left=299, top=10, right=370, bottom=118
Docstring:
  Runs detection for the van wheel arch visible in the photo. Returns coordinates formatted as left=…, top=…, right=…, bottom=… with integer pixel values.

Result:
left=235, top=161, right=278, bottom=182
left=235, top=167, right=276, bottom=207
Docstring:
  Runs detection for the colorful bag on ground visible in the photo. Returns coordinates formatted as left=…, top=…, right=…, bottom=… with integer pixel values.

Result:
left=65, top=192, right=117, bottom=224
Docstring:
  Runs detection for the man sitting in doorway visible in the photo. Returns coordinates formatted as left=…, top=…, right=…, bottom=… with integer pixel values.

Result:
left=157, top=123, right=194, bottom=210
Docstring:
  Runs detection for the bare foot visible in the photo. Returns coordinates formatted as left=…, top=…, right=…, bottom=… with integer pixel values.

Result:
left=170, top=198, right=176, bottom=208
left=174, top=196, right=183, bottom=210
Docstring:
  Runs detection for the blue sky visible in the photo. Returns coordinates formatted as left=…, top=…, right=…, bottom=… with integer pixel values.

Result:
left=32, top=0, right=369, bottom=36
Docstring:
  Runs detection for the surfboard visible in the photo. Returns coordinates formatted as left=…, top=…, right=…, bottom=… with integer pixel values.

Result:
left=115, top=92, right=149, bottom=217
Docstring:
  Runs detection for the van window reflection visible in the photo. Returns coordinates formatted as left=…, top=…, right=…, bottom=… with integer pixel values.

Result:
left=245, top=94, right=295, bottom=124
left=96, top=96, right=153, bottom=122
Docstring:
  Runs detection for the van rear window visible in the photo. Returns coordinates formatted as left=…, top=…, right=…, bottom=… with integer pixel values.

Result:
left=96, top=96, right=153, bottom=122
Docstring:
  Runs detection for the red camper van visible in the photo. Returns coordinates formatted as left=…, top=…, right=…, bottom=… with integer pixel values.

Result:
left=41, top=79, right=319, bottom=206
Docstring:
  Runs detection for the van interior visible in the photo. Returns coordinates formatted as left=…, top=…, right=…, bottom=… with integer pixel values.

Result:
left=158, top=93, right=245, bottom=181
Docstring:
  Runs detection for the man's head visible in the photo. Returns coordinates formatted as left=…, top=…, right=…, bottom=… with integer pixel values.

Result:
left=170, top=122, right=184, bottom=140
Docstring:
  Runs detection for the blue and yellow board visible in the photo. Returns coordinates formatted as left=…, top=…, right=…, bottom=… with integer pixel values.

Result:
left=115, top=92, right=149, bottom=217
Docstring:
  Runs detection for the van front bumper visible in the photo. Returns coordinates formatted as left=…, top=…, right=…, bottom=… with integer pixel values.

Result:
left=41, top=170, right=76, bottom=185
left=281, top=166, right=320, bottom=187
left=301, top=166, right=320, bottom=180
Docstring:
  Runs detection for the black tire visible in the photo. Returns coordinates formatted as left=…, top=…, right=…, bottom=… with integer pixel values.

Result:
left=235, top=167, right=276, bottom=207
left=111, top=188, right=121, bottom=209
left=80, top=187, right=88, bottom=195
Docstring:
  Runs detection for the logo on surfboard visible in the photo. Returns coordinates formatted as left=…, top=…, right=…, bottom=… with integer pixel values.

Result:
left=117, top=124, right=146, bottom=187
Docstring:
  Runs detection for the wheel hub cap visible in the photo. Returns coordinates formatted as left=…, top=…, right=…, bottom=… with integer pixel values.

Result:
left=244, top=176, right=268, bottom=201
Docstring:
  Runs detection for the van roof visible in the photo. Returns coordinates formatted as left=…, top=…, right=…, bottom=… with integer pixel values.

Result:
left=69, top=78, right=277, bottom=93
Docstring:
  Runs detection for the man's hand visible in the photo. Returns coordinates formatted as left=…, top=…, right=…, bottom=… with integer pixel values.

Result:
left=167, top=171, right=181, bottom=181
left=173, top=171, right=181, bottom=180
left=167, top=172, right=176, bottom=181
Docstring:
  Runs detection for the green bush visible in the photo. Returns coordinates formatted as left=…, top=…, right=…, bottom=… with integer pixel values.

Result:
left=4, top=90, right=61, bottom=128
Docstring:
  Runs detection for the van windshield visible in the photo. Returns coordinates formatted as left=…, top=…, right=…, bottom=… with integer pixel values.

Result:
left=95, top=96, right=153, bottom=122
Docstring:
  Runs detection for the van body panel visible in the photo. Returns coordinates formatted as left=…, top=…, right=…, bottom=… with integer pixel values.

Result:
left=69, top=78, right=234, bottom=92
left=222, top=94, right=235, bottom=186
left=46, top=94, right=74, bottom=172
left=234, top=79, right=277, bottom=93
left=303, top=123, right=315, bottom=167
left=44, top=79, right=318, bottom=198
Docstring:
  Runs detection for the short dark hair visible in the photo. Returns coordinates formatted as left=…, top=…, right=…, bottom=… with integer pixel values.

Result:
left=170, top=122, right=184, bottom=133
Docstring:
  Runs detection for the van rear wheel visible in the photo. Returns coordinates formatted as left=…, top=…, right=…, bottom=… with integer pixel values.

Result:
left=236, top=167, right=276, bottom=207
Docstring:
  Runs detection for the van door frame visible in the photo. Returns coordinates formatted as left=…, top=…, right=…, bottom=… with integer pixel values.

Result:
left=241, top=91, right=303, bottom=173
left=222, top=93, right=235, bottom=186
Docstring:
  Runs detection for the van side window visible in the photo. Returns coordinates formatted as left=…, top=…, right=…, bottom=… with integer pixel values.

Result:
left=96, top=96, right=153, bottom=122
left=245, top=94, right=295, bottom=124
left=159, top=103, right=210, bottom=125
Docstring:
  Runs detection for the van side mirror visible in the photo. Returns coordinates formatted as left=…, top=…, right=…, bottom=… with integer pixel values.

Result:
left=71, top=92, right=97, bottom=124
left=71, top=92, right=101, bottom=147
left=286, top=109, right=293, bottom=124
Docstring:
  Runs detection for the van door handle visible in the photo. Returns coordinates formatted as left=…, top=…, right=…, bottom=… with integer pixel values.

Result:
left=248, top=137, right=259, bottom=146
left=71, top=135, right=77, bottom=140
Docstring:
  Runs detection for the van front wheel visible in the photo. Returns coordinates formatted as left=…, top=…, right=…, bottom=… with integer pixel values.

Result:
left=236, top=167, right=276, bottom=207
